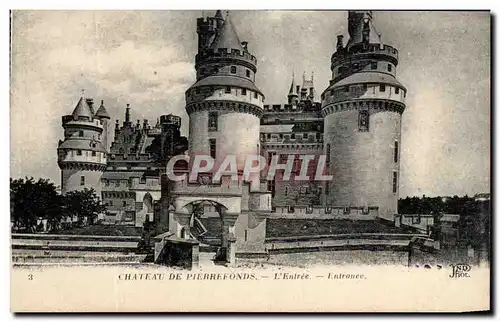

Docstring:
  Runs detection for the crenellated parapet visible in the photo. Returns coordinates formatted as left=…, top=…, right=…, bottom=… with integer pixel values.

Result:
left=195, top=48, right=257, bottom=70
left=332, top=43, right=399, bottom=67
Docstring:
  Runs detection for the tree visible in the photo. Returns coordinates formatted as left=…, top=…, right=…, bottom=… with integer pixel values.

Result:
left=62, top=188, right=106, bottom=227
left=10, top=177, right=61, bottom=233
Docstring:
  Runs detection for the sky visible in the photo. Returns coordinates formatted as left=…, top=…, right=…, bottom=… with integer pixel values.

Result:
left=10, top=10, right=490, bottom=198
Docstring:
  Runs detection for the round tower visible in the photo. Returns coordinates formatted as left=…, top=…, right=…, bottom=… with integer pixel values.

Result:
left=321, top=11, right=407, bottom=220
left=94, top=100, right=111, bottom=153
left=188, top=11, right=264, bottom=179
left=57, top=96, right=107, bottom=195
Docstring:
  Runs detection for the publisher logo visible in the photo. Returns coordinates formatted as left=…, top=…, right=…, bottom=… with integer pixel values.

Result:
left=449, top=264, right=471, bottom=278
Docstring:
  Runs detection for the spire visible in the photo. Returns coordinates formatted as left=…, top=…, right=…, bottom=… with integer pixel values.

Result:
left=71, top=96, right=93, bottom=119
left=95, top=99, right=110, bottom=119
left=215, top=9, right=223, bottom=20
left=288, top=72, right=298, bottom=97
left=209, top=12, right=244, bottom=51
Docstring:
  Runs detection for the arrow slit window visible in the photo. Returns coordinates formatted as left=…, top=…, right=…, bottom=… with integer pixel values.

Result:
left=358, top=110, right=369, bottom=132
left=208, top=112, right=218, bottom=131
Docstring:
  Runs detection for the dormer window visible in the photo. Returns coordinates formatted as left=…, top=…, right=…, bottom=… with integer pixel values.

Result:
left=371, top=62, right=377, bottom=70
left=79, top=130, right=84, bottom=137
left=380, top=84, right=386, bottom=92
left=225, top=86, right=231, bottom=93
left=387, top=64, right=392, bottom=72
left=241, top=88, right=247, bottom=96
left=230, top=66, right=237, bottom=74
left=246, top=69, right=251, bottom=77
left=253, top=92, right=258, bottom=99
left=395, top=87, right=400, bottom=94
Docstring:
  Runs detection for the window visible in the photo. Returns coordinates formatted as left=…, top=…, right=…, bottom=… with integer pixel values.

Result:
left=387, top=64, right=392, bottom=72
left=230, top=66, right=237, bottom=74
left=393, top=171, right=398, bottom=193
left=79, top=130, right=84, bottom=137
left=77, top=149, right=82, bottom=156
left=209, top=138, right=216, bottom=159
left=326, top=143, right=331, bottom=169
left=291, top=133, right=295, bottom=139
left=371, top=62, right=377, bottom=70
left=394, top=141, right=399, bottom=163
left=284, top=186, right=288, bottom=196
left=241, top=88, right=247, bottom=96
left=253, top=92, right=258, bottom=99
left=244, top=230, right=248, bottom=242
left=358, top=110, right=369, bottom=132
left=267, top=179, right=276, bottom=197
left=344, top=86, right=349, bottom=92
left=246, top=69, right=251, bottom=77
left=362, top=83, right=367, bottom=91
left=208, top=112, right=218, bottom=131
left=225, top=86, right=231, bottom=93
left=140, top=177, right=146, bottom=184
left=395, top=87, right=400, bottom=94
left=380, top=84, right=386, bottom=92
left=80, top=176, right=85, bottom=186
left=122, top=200, right=127, bottom=207
left=92, top=151, right=96, bottom=157
left=267, top=151, right=276, bottom=165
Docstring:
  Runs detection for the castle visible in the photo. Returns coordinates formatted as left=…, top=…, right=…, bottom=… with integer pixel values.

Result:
left=58, top=11, right=407, bottom=254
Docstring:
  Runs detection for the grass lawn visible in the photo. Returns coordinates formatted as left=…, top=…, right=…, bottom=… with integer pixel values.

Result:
left=56, top=225, right=143, bottom=236
left=266, top=218, right=415, bottom=237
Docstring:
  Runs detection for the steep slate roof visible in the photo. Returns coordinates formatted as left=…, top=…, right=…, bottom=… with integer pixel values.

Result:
left=58, top=139, right=107, bottom=153
left=191, top=75, right=264, bottom=96
left=209, top=15, right=244, bottom=51
left=95, top=100, right=111, bottom=119
left=330, top=72, right=405, bottom=90
left=72, top=97, right=94, bottom=119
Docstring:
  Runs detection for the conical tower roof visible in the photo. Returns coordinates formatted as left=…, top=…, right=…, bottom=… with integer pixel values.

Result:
left=209, top=14, right=244, bottom=51
left=72, top=97, right=93, bottom=119
left=95, top=100, right=110, bottom=119
left=346, top=11, right=382, bottom=49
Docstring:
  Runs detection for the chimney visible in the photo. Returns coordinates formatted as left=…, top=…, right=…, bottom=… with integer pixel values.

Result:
left=336, top=35, right=344, bottom=51
left=125, top=104, right=131, bottom=124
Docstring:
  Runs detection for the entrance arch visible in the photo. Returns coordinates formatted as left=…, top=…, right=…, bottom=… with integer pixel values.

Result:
left=171, top=198, right=239, bottom=265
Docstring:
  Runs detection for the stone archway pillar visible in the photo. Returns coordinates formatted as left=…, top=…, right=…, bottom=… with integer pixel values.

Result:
left=221, top=212, right=239, bottom=267
left=174, top=208, right=192, bottom=240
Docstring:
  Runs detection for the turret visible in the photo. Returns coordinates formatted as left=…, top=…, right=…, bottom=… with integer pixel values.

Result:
left=57, top=95, right=107, bottom=195
left=94, top=100, right=111, bottom=152
left=321, top=11, right=407, bottom=220
left=185, top=10, right=264, bottom=182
